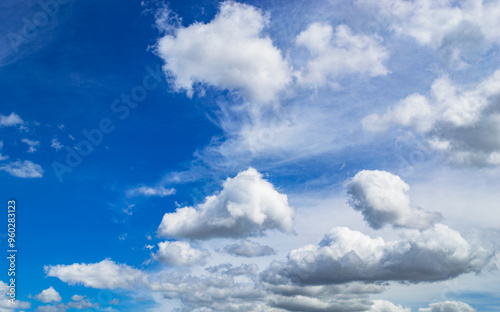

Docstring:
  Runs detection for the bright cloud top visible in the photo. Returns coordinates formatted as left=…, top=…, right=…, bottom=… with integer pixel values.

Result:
left=156, top=1, right=291, bottom=102
left=44, top=259, right=147, bottom=289
left=34, top=286, right=62, bottom=303
left=295, top=23, right=389, bottom=86
left=157, top=167, right=295, bottom=239
left=344, top=170, right=442, bottom=229
left=155, top=241, right=209, bottom=266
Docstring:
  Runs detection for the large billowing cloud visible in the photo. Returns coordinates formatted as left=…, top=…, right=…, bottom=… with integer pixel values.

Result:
left=157, top=167, right=295, bottom=239
left=295, top=23, right=389, bottom=87
left=344, top=170, right=442, bottom=229
left=154, top=241, right=209, bottom=266
left=262, top=224, right=492, bottom=286
left=44, top=259, right=147, bottom=289
left=363, top=70, right=500, bottom=166
left=155, top=1, right=291, bottom=102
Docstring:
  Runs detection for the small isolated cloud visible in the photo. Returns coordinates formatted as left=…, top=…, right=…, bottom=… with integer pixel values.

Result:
left=157, top=167, right=295, bottom=239
left=71, top=295, right=85, bottom=301
left=223, top=239, right=275, bottom=257
left=51, top=138, right=63, bottom=151
left=295, top=23, right=389, bottom=86
left=344, top=170, right=442, bottom=230
left=418, top=301, right=476, bottom=312
left=0, top=160, right=43, bottom=178
left=126, top=185, right=176, bottom=197
left=155, top=241, right=209, bottom=266
left=21, top=138, right=40, bottom=153
left=35, top=286, right=62, bottom=303
left=370, top=300, right=411, bottom=312
left=44, top=259, right=147, bottom=289
left=262, top=224, right=492, bottom=286
left=155, top=1, right=291, bottom=102
left=0, top=112, right=23, bottom=127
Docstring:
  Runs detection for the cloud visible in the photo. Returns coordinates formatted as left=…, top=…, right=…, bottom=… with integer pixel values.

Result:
left=157, top=168, right=295, bottom=239
left=35, top=286, right=62, bottom=303
left=44, top=259, right=147, bottom=289
left=21, top=138, right=40, bottom=153
left=0, top=160, right=43, bottom=178
left=223, top=239, right=275, bottom=257
left=362, top=70, right=500, bottom=166
left=262, top=224, right=492, bottom=286
left=155, top=1, right=291, bottom=102
left=295, top=23, right=389, bottom=86
left=71, top=295, right=85, bottom=301
left=344, top=170, right=442, bottom=229
left=357, top=0, right=500, bottom=67
left=154, top=241, right=209, bottom=266
left=0, top=281, right=31, bottom=311
left=0, top=141, right=8, bottom=161
left=51, top=138, right=63, bottom=151
left=0, top=112, right=23, bottom=127
left=418, top=301, right=476, bottom=312
left=126, top=185, right=175, bottom=197
left=369, top=300, right=410, bottom=312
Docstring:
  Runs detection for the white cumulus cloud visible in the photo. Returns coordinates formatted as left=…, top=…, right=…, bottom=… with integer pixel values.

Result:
left=21, top=138, right=40, bottom=153
left=44, top=259, right=147, bottom=289
left=418, top=301, right=476, bottom=312
left=35, top=286, right=62, bottom=303
left=344, top=170, right=442, bottom=229
left=155, top=241, right=209, bottom=266
left=155, top=1, right=291, bottom=102
left=0, top=112, right=23, bottom=127
left=295, top=23, right=389, bottom=86
left=157, top=167, right=295, bottom=239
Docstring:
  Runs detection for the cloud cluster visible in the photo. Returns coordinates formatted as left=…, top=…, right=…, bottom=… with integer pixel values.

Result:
left=154, top=241, right=209, bottom=266
left=262, top=224, right=491, bottom=286
left=357, top=0, right=500, bottom=67
left=363, top=70, right=500, bottom=166
left=155, top=1, right=291, bottom=102
left=157, top=167, right=295, bottom=239
left=344, top=170, right=442, bottom=229
left=44, top=259, right=147, bottom=289
left=295, top=23, right=389, bottom=87
left=21, top=138, right=40, bottom=153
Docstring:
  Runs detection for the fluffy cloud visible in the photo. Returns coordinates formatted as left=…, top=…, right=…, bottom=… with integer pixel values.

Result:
left=262, top=224, right=492, bottom=286
left=363, top=70, right=500, bottom=166
left=0, top=281, right=31, bottom=311
left=344, top=170, right=442, bottom=229
left=418, top=301, right=476, bottom=312
left=0, top=160, right=43, bottom=178
left=295, top=23, right=389, bottom=86
left=223, top=240, right=275, bottom=257
left=0, top=141, right=8, bottom=161
left=155, top=241, right=209, bottom=266
left=35, top=286, right=62, bottom=303
left=0, top=112, right=23, bottom=127
left=44, top=259, right=147, bottom=289
left=357, top=0, right=500, bottom=67
left=157, top=168, right=294, bottom=239
left=70, top=295, right=84, bottom=301
left=21, top=138, right=40, bottom=153
left=155, top=1, right=291, bottom=102
left=369, top=300, right=410, bottom=312
left=126, top=185, right=176, bottom=197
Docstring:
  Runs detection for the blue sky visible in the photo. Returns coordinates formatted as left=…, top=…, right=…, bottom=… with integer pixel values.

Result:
left=1, top=0, right=500, bottom=311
